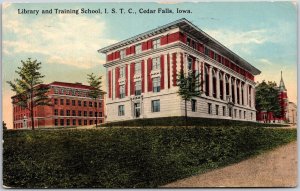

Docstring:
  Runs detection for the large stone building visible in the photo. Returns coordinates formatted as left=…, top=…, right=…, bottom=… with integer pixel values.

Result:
left=12, top=81, right=105, bottom=129
left=98, top=18, right=261, bottom=123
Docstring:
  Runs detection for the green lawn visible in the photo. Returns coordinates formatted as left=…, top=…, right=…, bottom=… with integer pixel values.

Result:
left=3, top=126, right=296, bottom=188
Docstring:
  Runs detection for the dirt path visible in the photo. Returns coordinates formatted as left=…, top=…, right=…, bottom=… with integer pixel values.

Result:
left=164, top=141, right=297, bottom=187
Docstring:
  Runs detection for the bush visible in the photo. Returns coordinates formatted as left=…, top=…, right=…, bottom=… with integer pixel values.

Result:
left=102, top=116, right=289, bottom=128
left=3, top=127, right=296, bottom=188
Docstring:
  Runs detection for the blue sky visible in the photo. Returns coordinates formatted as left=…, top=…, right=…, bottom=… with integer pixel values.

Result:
left=2, top=2, right=297, bottom=127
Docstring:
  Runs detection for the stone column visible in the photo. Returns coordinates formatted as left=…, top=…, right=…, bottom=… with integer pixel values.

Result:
left=209, top=66, right=213, bottom=97
left=234, top=78, right=237, bottom=104
left=223, top=73, right=226, bottom=101
left=216, top=69, right=220, bottom=99
left=164, top=53, right=168, bottom=89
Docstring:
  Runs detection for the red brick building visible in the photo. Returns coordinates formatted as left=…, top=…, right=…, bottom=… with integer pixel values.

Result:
left=12, top=81, right=105, bottom=129
left=256, top=72, right=288, bottom=123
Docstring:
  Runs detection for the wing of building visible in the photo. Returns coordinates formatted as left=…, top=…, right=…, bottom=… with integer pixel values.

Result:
left=12, top=81, right=105, bottom=129
left=98, top=18, right=261, bottom=122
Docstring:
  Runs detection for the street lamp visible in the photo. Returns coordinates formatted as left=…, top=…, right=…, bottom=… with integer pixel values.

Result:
left=226, top=95, right=234, bottom=119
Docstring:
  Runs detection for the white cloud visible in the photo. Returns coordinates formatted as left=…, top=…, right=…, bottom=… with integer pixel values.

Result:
left=258, top=58, right=273, bottom=66
left=3, top=9, right=117, bottom=69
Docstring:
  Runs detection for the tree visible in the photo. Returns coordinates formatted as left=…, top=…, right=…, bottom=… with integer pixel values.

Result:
left=177, top=69, right=202, bottom=127
left=255, top=81, right=281, bottom=123
left=87, top=73, right=104, bottom=127
left=2, top=121, right=7, bottom=130
left=7, top=58, right=51, bottom=130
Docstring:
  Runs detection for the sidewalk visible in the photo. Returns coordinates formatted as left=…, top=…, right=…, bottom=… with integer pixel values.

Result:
left=164, top=141, right=297, bottom=187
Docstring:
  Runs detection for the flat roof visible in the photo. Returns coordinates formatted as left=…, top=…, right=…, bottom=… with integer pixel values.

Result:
left=98, top=18, right=261, bottom=75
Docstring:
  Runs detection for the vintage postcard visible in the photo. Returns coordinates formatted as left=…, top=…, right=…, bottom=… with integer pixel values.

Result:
left=2, top=1, right=297, bottom=188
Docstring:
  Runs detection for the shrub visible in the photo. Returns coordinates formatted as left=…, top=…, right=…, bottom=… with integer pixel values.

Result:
left=102, top=116, right=289, bottom=128
left=3, top=127, right=296, bottom=188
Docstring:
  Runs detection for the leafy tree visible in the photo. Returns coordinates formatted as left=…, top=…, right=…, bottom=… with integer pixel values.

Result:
left=2, top=121, right=7, bottom=130
left=255, top=81, right=281, bottom=123
left=7, top=58, right=51, bottom=130
left=87, top=73, right=105, bottom=127
left=177, top=69, right=202, bottom=127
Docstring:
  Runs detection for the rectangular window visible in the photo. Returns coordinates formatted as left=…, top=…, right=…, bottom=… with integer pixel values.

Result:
left=66, top=119, right=70, bottom=126
left=89, top=111, right=93, bottom=117
left=234, top=109, right=237, bottom=118
left=152, top=100, right=160, bottom=112
left=60, top=119, right=64, bottom=126
left=84, top=120, right=87, bottom=125
left=89, top=120, right=93, bottom=125
left=84, top=101, right=87, bottom=107
left=120, top=67, right=125, bottom=78
left=60, top=99, right=64, bottom=105
left=54, top=109, right=58, bottom=115
left=78, top=119, right=82, bottom=126
left=89, top=101, right=93, bottom=107
left=99, top=102, right=102, bottom=108
left=95, top=112, right=98, bottom=117
left=135, top=44, right=142, bottom=54
left=84, top=111, right=87, bottom=116
left=94, top=102, right=97, bottom=107
left=239, top=110, right=242, bottom=119
left=188, top=57, right=193, bottom=71
left=244, top=111, right=246, bottom=119
left=54, top=99, right=58, bottom=105
left=153, top=38, right=160, bottom=49
left=223, top=106, right=226, bottom=116
left=214, top=53, right=218, bottom=60
left=120, top=49, right=126, bottom=59
left=66, top=110, right=70, bottom=116
left=78, top=111, right=82, bottom=116
left=120, top=85, right=125, bottom=98
left=153, top=77, right=160, bottom=92
left=152, top=57, right=160, bottom=70
left=66, top=99, right=70, bottom=105
left=55, top=119, right=58, bottom=126
left=205, top=47, right=209, bottom=56
left=135, top=81, right=142, bottom=95
left=72, top=110, right=76, bottom=116
left=78, top=100, right=82, bottom=106
left=60, top=109, right=64, bottom=116
left=135, top=62, right=141, bottom=74
left=54, top=88, right=59, bottom=94
left=187, top=38, right=191, bottom=46
left=118, top=105, right=125, bottom=116
left=191, top=99, right=196, bottom=112
left=216, top=105, right=219, bottom=115
left=72, top=119, right=76, bottom=126
left=72, top=100, right=76, bottom=106
left=208, top=103, right=212, bottom=114
left=99, top=112, right=103, bottom=117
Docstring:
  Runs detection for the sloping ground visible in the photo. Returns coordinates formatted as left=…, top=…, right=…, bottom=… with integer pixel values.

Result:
left=164, top=141, right=297, bottom=187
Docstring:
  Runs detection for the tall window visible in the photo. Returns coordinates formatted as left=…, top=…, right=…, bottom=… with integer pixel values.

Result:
left=191, top=99, right=197, bottom=112
left=153, top=38, right=160, bottom=49
left=72, top=110, right=76, bottom=116
left=135, top=44, right=142, bottom=54
left=60, top=99, right=64, bottom=105
left=118, top=105, right=125, bottom=116
left=205, top=66, right=209, bottom=96
left=208, top=103, right=212, bottom=114
left=153, top=77, right=160, bottom=92
left=205, top=47, right=209, bottom=56
left=135, top=62, right=141, bottom=74
left=188, top=57, right=193, bottom=71
left=54, top=88, right=59, bottom=94
left=135, top=81, right=142, bottom=95
left=72, top=119, right=76, bottom=126
left=66, top=110, right=70, bottom=116
left=60, top=109, right=64, bottom=116
left=78, top=100, right=82, bottom=106
left=66, top=99, right=70, bottom=105
left=120, top=67, right=125, bottom=78
left=152, top=57, right=160, bottom=70
left=152, top=100, right=160, bottom=112
left=54, top=99, right=58, bottom=105
left=120, top=49, right=126, bottom=59
left=120, top=85, right=125, bottom=98
left=216, top=105, right=219, bottom=115
left=54, top=109, right=58, bottom=115
left=219, top=73, right=224, bottom=100
left=60, top=119, right=64, bottom=126
left=223, top=106, right=226, bottom=116
left=72, top=100, right=76, bottom=106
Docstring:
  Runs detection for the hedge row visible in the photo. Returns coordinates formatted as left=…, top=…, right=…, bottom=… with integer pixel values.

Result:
left=102, top=116, right=289, bottom=128
left=3, top=127, right=296, bottom=188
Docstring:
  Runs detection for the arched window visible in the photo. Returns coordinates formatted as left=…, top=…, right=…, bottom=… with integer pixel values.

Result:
left=205, top=65, right=209, bottom=96
left=219, top=72, right=224, bottom=100
left=212, top=69, right=217, bottom=98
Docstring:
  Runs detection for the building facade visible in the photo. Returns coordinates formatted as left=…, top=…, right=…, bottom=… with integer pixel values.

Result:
left=287, top=102, right=297, bottom=125
left=98, top=19, right=261, bottom=123
left=12, top=81, right=105, bottom=129
left=256, top=72, right=289, bottom=123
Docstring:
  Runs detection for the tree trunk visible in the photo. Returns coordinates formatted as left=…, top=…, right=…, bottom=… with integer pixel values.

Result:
left=185, top=99, right=187, bottom=128
left=30, top=93, right=35, bottom=130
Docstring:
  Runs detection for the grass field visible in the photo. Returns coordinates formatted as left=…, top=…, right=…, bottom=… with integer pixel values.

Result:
left=3, top=125, right=296, bottom=188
